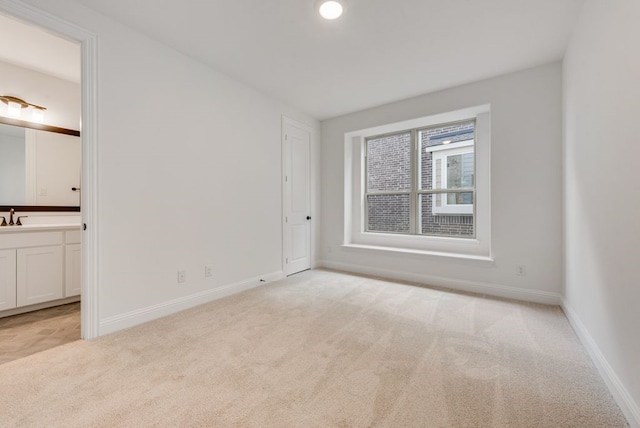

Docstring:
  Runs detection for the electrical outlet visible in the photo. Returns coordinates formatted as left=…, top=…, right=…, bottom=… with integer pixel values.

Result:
left=177, top=270, right=186, bottom=283
left=204, top=265, right=213, bottom=278
left=516, top=265, right=526, bottom=276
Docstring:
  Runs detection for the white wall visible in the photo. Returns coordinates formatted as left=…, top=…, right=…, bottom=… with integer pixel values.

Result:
left=563, top=0, right=640, bottom=424
left=11, top=0, right=320, bottom=332
left=321, top=63, right=563, bottom=303
left=0, top=60, right=80, bottom=130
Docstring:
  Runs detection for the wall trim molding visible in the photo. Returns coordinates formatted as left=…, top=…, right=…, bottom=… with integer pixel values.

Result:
left=319, top=260, right=562, bottom=305
left=562, top=301, right=640, bottom=427
left=99, top=270, right=284, bottom=336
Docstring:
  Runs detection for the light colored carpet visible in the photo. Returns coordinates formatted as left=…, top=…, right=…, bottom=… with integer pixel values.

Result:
left=0, top=269, right=628, bottom=427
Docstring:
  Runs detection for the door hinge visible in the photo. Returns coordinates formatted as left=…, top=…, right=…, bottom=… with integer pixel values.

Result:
left=286, top=216, right=288, bottom=223
left=286, top=258, right=289, bottom=264
left=285, top=134, right=288, bottom=140
left=285, top=175, right=288, bottom=182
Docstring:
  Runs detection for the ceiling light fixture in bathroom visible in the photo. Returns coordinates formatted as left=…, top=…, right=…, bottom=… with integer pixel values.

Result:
left=0, top=95, right=47, bottom=123
left=316, top=0, right=347, bottom=20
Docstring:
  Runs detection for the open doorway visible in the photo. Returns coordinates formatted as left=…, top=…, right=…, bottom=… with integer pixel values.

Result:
left=0, top=13, right=81, bottom=363
left=0, top=3, right=98, bottom=360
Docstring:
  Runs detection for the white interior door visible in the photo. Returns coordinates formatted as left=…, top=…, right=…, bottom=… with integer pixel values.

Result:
left=283, top=119, right=311, bottom=276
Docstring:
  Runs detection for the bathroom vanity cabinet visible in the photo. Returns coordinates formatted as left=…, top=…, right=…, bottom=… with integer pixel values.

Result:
left=0, top=227, right=80, bottom=314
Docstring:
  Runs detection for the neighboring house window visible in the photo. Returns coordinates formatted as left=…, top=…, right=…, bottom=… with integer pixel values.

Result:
left=365, top=120, right=476, bottom=238
left=429, top=141, right=474, bottom=216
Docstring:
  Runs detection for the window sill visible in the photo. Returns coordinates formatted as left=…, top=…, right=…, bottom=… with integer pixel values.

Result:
left=341, top=243, right=495, bottom=266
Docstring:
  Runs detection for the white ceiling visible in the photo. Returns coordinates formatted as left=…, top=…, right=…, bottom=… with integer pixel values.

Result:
left=72, top=0, right=584, bottom=119
left=7, top=0, right=585, bottom=120
left=0, top=14, right=80, bottom=83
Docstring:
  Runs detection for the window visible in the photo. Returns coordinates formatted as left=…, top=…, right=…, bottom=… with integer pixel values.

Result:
left=429, top=142, right=474, bottom=216
left=431, top=151, right=474, bottom=214
left=344, top=105, right=491, bottom=259
left=365, top=120, right=476, bottom=238
left=365, top=132, right=412, bottom=234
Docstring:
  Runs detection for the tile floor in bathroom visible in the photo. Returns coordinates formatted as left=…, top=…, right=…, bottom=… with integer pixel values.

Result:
left=0, top=302, right=80, bottom=365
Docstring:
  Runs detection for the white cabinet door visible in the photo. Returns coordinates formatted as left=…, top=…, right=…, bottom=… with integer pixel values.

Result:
left=0, top=249, right=17, bottom=311
left=17, top=246, right=63, bottom=307
left=65, top=243, right=81, bottom=297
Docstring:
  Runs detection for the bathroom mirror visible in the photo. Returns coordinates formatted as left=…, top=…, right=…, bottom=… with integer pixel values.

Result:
left=0, top=117, right=80, bottom=211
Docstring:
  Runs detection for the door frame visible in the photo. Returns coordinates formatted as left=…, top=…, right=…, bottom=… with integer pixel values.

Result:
left=281, top=116, right=313, bottom=276
left=0, top=0, right=100, bottom=339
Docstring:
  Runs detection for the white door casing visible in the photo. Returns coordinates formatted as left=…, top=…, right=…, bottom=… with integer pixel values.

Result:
left=283, top=118, right=311, bottom=276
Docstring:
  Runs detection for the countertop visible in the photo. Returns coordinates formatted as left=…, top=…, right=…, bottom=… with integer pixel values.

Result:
left=0, top=224, right=81, bottom=233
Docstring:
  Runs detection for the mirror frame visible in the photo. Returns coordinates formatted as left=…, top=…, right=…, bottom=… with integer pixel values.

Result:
left=0, top=115, right=81, bottom=212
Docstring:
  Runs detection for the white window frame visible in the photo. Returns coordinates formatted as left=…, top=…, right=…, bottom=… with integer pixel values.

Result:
left=343, top=105, right=492, bottom=260
left=429, top=141, right=475, bottom=215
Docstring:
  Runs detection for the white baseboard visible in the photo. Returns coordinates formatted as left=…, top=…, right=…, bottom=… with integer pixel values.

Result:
left=562, top=301, right=640, bottom=427
left=99, top=270, right=284, bottom=336
left=318, top=260, right=562, bottom=305
left=0, top=296, right=80, bottom=319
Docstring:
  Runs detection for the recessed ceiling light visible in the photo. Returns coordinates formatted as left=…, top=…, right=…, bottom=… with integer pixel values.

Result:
left=317, top=0, right=347, bottom=20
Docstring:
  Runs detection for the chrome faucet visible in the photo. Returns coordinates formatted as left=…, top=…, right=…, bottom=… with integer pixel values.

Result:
left=9, top=208, right=15, bottom=226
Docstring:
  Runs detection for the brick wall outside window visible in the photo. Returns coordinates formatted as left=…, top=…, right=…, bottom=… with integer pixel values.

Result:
left=366, top=122, right=475, bottom=237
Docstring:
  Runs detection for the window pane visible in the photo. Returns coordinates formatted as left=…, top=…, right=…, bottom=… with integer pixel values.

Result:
left=419, top=121, right=474, bottom=190
left=419, top=193, right=474, bottom=237
left=447, top=192, right=474, bottom=205
left=445, top=152, right=474, bottom=189
left=367, top=132, right=411, bottom=192
left=367, top=194, right=410, bottom=233
left=447, top=154, right=463, bottom=188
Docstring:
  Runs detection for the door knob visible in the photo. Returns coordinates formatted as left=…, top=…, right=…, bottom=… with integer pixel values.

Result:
left=306, top=216, right=311, bottom=220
